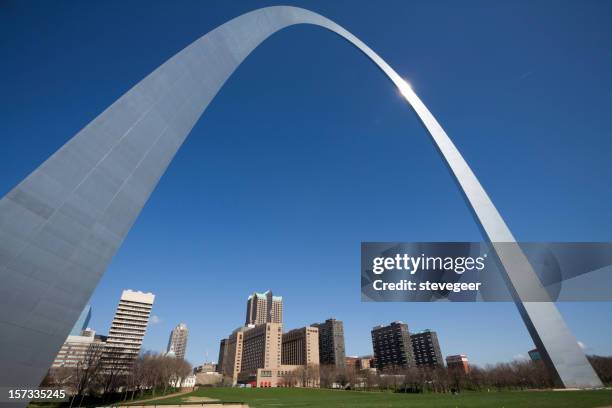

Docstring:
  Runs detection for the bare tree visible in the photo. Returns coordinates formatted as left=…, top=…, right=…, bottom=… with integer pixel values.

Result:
left=344, top=365, right=358, bottom=389
left=126, top=353, right=148, bottom=401
left=99, top=347, right=129, bottom=399
left=126, top=352, right=193, bottom=396
left=335, top=367, right=349, bottom=389
left=309, top=355, right=597, bottom=394
left=49, top=367, right=74, bottom=392
left=362, top=369, right=378, bottom=390
left=70, top=342, right=105, bottom=407
left=295, top=366, right=307, bottom=387
left=281, top=368, right=299, bottom=387
left=168, top=356, right=193, bottom=389
left=141, top=352, right=159, bottom=396
left=318, top=365, right=336, bottom=388
left=305, top=363, right=320, bottom=388
left=588, top=355, right=612, bottom=385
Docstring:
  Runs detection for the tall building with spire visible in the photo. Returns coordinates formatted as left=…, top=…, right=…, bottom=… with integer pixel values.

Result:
left=69, top=305, right=92, bottom=336
left=167, top=323, right=189, bottom=360
left=245, top=290, right=283, bottom=325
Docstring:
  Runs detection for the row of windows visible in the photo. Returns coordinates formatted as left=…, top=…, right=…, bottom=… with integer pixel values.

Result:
left=112, top=316, right=149, bottom=325
left=109, top=329, right=145, bottom=337
left=119, top=300, right=153, bottom=308
left=110, top=323, right=147, bottom=331
left=115, top=307, right=151, bottom=315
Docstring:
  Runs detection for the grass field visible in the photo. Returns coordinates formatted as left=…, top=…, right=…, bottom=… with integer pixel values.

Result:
left=150, top=387, right=612, bottom=408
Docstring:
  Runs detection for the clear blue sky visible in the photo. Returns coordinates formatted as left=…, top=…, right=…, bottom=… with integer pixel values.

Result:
left=1, top=0, right=611, bottom=367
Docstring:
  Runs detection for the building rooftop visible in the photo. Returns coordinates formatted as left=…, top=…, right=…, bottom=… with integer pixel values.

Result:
left=247, top=290, right=283, bottom=301
left=446, top=354, right=468, bottom=360
left=122, top=289, right=155, bottom=303
left=232, top=324, right=255, bottom=334
left=373, top=321, right=406, bottom=329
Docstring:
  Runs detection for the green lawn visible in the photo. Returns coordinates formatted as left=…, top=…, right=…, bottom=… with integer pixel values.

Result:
left=150, top=387, right=612, bottom=408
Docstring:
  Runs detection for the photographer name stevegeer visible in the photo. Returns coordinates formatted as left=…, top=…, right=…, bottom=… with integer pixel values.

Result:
left=372, top=279, right=482, bottom=293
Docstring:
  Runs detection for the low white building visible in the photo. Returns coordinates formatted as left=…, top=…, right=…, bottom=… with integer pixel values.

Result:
left=170, top=374, right=196, bottom=388
left=52, top=329, right=106, bottom=368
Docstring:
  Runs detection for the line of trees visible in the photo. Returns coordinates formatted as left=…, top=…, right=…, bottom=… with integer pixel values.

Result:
left=589, top=355, right=612, bottom=384
left=318, top=355, right=612, bottom=393
left=42, top=347, right=192, bottom=406
left=280, top=363, right=320, bottom=387
left=128, top=351, right=192, bottom=399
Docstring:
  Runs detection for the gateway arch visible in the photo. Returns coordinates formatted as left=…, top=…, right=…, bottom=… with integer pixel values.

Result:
left=0, top=6, right=602, bottom=395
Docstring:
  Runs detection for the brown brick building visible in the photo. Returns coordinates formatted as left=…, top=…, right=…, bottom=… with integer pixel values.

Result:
left=282, top=326, right=319, bottom=366
left=446, top=354, right=469, bottom=374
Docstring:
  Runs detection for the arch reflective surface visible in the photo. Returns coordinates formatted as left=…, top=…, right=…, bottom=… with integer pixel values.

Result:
left=0, top=6, right=601, bottom=395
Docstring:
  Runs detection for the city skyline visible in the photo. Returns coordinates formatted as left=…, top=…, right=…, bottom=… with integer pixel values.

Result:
left=47, top=286, right=540, bottom=377
left=77, top=285, right=611, bottom=368
left=2, top=0, right=612, bottom=372
left=62, top=287, right=451, bottom=372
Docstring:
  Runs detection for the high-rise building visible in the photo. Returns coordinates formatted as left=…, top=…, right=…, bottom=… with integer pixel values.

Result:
left=371, top=321, right=416, bottom=371
left=238, top=323, right=288, bottom=387
left=241, top=323, right=282, bottom=373
left=102, top=290, right=155, bottom=372
left=221, top=323, right=283, bottom=385
left=282, top=326, right=319, bottom=366
left=312, top=318, right=346, bottom=367
left=221, top=326, right=249, bottom=384
left=167, top=323, right=189, bottom=359
left=217, top=338, right=228, bottom=374
left=52, top=329, right=105, bottom=368
left=245, top=290, right=283, bottom=325
left=446, top=354, right=470, bottom=374
left=69, top=305, right=92, bottom=336
left=411, top=329, right=443, bottom=368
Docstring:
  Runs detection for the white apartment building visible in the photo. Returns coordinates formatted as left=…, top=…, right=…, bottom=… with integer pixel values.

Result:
left=101, top=290, right=155, bottom=371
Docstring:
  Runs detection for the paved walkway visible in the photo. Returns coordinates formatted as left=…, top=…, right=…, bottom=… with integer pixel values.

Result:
left=119, top=405, right=246, bottom=408
left=120, top=388, right=194, bottom=405
left=113, top=389, right=248, bottom=407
